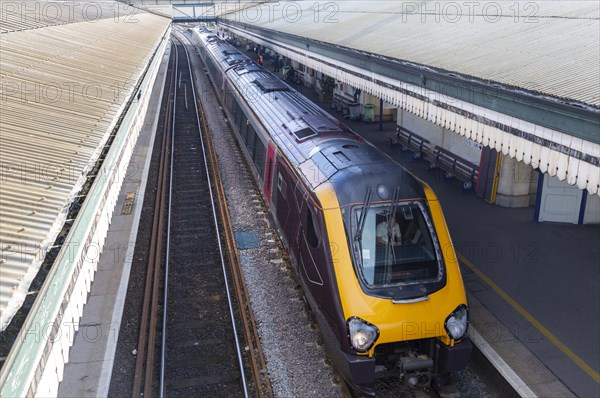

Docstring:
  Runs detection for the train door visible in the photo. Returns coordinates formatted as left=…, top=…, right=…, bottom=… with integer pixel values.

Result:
left=263, top=142, right=276, bottom=208
left=291, top=180, right=310, bottom=266
left=298, top=204, right=325, bottom=288
left=297, top=202, right=341, bottom=328
left=274, top=160, right=296, bottom=249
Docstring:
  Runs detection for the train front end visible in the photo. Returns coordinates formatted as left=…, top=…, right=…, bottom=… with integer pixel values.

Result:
left=317, top=174, right=472, bottom=396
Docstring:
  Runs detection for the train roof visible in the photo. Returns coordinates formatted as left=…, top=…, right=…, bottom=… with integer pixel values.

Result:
left=196, top=30, right=425, bottom=203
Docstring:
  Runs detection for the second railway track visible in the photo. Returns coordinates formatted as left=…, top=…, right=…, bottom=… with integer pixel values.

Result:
left=131, top=36, right=271, bottom=398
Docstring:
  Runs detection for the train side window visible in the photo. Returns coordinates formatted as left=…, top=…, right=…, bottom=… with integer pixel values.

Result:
left=227, top=96, right=233, bottom=114
left=246, top=125, right=256, bottom=154
left=228, top=92, right=236, bottom=115
left=306, top=210, right=319, bottom=248
left=243, top=123, right=252, bottom=144
left=277, top=172, right=286, bottom=198
left=231, top=99, right=242, bottom=119
left=237, top=103, right=245, bottom=129
left=254, top=141, right=266, bottom=178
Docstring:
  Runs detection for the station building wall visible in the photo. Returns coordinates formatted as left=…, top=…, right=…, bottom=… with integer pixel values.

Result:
left=537, top=174, right=600, bottom=224
left=398, top=108, right=544, bottom=208
left=398, top=108, right=482, bottom=166
left=496, top=155, right=539, bottom=208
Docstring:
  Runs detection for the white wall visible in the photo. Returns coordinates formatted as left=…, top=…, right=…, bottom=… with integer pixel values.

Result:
left=496, top=155, right=536, bottom=208
left=398, top=108, right=481, bottom=164
left=538, top=174, right=583, bottom=223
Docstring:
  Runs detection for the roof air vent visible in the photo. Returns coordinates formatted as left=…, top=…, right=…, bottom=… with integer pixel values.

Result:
left=254, top=78, right=289, bottom=93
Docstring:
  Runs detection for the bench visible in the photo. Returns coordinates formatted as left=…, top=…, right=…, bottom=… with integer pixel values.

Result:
left=388, top=125, right=478, bottom=190
left=332, top=92, right=354, bottom=116
left=389, top=125, right=432, bottom=160
left=432, top=146, right=479, bottom=189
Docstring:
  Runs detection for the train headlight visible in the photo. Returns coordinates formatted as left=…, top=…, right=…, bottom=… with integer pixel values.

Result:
left=376, top=184, right=389, bottom=200
left=347, top=317, right=379, bottom=353
left=445, top=304, right=468, bottom=340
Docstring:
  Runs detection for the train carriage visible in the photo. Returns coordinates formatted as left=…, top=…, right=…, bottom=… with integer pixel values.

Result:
left=193, top=28, right=472, bottom=396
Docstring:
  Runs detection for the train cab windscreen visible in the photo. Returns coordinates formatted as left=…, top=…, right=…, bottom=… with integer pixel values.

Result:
left=351, top=201, right=443, bottom=287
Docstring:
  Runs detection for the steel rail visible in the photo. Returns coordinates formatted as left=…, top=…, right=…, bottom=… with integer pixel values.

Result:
left=198, top=62, right=273, bottom=398
left=131, top=41, right=176, bottom=398
left=159, top=39, right=178, bottom=398
left=204, top=92, right=273, bottom=398
left=177, top=27, right=273, bottom=398
left=176, top=35, right=250, bottom=397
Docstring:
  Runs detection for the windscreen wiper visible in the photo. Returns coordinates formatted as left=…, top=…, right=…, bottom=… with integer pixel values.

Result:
left=354, top=187, right=373, bottom=242
left=383, top=187, right=401, bottom=284
left=386, top=186, right=401, bottom=250
left=353, top=187, right=373, bottom=269
left=389, top=186, right=401, bottom=229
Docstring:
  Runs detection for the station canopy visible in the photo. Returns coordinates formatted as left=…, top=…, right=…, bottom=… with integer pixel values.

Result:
left=222, top=0, right=600, bottom=108
left=0, top=1, right=170, bottom=331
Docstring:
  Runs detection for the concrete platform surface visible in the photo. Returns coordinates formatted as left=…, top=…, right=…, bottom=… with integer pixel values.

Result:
left=57, top=42, right=171, bottom=398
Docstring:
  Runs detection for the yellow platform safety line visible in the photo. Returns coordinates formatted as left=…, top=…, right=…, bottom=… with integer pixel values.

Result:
left=458, top=252, right=600, bottom=385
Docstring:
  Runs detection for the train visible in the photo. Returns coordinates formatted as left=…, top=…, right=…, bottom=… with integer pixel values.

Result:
left=192, top=28, right=472, bottom=396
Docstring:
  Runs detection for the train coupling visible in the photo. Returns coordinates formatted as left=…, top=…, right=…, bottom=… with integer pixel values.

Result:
left=399, top=353, right=433, bottom=388
left=406, top=371, right=432, bottom=388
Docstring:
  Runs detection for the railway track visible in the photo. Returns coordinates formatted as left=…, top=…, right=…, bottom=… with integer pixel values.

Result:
left=130, top=36, right=271, bottom=398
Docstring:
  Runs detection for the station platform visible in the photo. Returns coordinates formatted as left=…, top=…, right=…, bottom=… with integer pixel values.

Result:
left=291, top=84, right=599, bottom=398
left=56, top=41, right=172, bottom=397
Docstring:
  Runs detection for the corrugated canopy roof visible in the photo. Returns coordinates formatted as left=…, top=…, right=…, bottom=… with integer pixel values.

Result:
left=132, top=0, right=264, bottom=19
left=222, top=0, right=600, bottom=107
left=0, top=0, right=143, bottom=33
left=0, top=5, right=170, bottom=330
